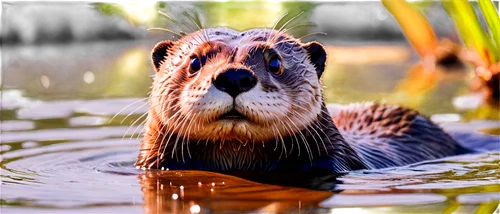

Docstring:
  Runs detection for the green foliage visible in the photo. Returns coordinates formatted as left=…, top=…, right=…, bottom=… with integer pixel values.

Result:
left=195, top=1, right=315, bottom=36
left=479, top=0, right=500, bottom=53
left=441, top=0, right=499, bottom=64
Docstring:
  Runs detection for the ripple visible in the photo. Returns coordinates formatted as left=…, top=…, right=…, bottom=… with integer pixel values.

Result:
left=338, top=152, right=500, bottom=192
left=2, top=138, right=138, bottom=159
left=17, top=100, right=79, bottom=120
left=1, top=206, right=144, bottom=214
left=0, top=144, right=12, bottom=152
left=441, top=120, right=500, bottom=134
left=0, top=90, right=34, bottom=110
left=1, top=139, right=142, bottom=208
left=430, top=113, right=461, bottom=123
left=320, top=193, right=447, bottom=207
left=21, top=141, right=40, bottom=148
left=14, top=98, right=147, bottom=121
left=457, top=192, right=500, bottom=204
left=453, top=93, right=483, bottom=110
left=1, top=126, right=140, bottom=143
left=0, top=120, right=35, bottom=131
left=68, top=116, right=107, bottom=127
left=74, top=98, right=148, bottom=116
left=395, top=180, right=499, bottom=190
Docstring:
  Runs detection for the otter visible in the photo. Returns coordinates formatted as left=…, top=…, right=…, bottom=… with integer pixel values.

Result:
left=136, top=28, right=469, bottom=174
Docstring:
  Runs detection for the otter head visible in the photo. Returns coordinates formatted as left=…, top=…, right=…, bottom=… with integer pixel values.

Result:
left=149, top=28, right=326, bottom=147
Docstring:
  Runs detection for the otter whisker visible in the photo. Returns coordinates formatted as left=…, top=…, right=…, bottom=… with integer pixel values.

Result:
left=181, top=21, right=196, bottom=33
left=129, top=98, right=180, bottom=142
left=277, top=11, right=305, bottom=32
left=150, top=106, right=190, bottom=166
left=270, top=124, right=280, bottom=151
left=159, top=88, right=170, bottom=126
left=268, top=112, right=290, bottom=158
left=183, top=12, right=209, bottom=44
left=277, top=118, right=296, bottom=156
left=147, top=28, right=183, bottom=38
left=189, top=112, right=201, bottom=136
left=181, top=112, right=198, bottom=163
left=282, top=22, right=316, bottom=34
left=142, top=119, right=167, bottom=167
left=273, top=124, right=287, bottom=161
left=204, top=137, right=210, bottom=146
left=279, top=99, right=330, bottom=154
left=271, top=11, right=305, bottom=42
left=120, top=96, right=172, bottom=127
left=130, top=99, right=180, bottom=140
left=121, top=102, right=164, bottom=143
left=274, top=91, right=330, bottom=123
left=281, top=91, right=329, bottom=118
left=158, top=10, right=188, bottom=36
left=182, top=12, right=201, bottom=30
left=179, top=119, right=189, bottom=164
left=150, top=106, right=184, bottom=164
left=297, top=32, right=327, bottom=41
left=289, top=110, right=327, bottom=155
left=140, top=110, right=170, bottom=169
left=169, top=112, right=193, bottom=160
left=274, top=32, right=318, bottom=46
left=180, top=20, right=205, bottom=45
left=125, top=110, right=150, bottom=142
left=130, top=95, right=183, bottom=132
left=109, top=97, right=148, bottom=124
left=283, top=114, right=313, bottom=163
left=120, top=99, right=151, bottom=124
left=267, top=12, right=289, bottom=43
left=275, top=113, right=300, bottom=156
left=310, top=119, right=332, bottom=153
left=271, top=38, right=300, bottom=50
left=194, top=12, right=210, bottom=41
left=158, top=120, right=180, bottom=163
left=157, top=10, right=174, bottom=21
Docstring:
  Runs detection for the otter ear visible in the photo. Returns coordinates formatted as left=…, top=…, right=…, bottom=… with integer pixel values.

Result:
left=303, top=42, right=327, bottom=78
left=152, top=40, right=175, bottom=72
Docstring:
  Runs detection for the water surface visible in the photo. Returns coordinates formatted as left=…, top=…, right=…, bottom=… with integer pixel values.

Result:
left=1, top=40, right=499, bottom=214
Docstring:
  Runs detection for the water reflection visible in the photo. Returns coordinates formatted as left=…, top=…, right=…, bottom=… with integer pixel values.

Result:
left=138, top=170, right=333, bottom=214
left=2, top=41, right=153, bottom=99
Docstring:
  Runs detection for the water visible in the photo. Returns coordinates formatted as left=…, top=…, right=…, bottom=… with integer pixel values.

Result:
left=1, top=40, right=499, bottom=214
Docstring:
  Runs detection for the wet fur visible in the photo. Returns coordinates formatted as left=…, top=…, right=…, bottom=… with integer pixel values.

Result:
left=136, top=28, right=468, bottom=173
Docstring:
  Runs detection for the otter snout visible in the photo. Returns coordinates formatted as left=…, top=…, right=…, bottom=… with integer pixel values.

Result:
left=212, top=68, right=257, bottom=98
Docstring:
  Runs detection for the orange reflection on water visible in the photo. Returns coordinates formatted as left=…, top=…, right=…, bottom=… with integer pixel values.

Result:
left=139, top=170, right=333, bottom=214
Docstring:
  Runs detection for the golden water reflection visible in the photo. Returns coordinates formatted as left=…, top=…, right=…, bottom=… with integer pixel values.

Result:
left=139, top=170, right=333, bottom=214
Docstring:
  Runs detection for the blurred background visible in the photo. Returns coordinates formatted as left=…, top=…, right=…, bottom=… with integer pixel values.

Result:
left=0, top=0, right=500, bottom=113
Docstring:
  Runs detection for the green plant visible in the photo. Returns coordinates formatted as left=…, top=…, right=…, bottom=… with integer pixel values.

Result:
left=384, top=0, right=500, bottom=104
left=381, top=0, right=438, bottom=59
left=440, top=0, right=500, bottom=66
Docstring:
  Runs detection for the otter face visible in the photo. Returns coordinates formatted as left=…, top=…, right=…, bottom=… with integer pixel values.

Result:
left=150, top=28, right=327, bottom=143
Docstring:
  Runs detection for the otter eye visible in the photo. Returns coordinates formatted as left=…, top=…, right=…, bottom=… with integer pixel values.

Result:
left=189, top=57, right=201, bottom=74
left=268, top=57, right=282, bottom=75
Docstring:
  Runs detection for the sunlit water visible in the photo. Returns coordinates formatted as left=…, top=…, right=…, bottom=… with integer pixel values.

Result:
left=1, top=41, right=499, bottom=214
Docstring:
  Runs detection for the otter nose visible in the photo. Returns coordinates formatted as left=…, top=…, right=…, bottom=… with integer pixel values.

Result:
left=213, top=69, right=257, bottom=98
